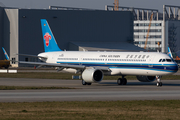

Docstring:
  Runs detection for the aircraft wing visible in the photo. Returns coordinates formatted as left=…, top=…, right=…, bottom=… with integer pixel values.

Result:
left=19, top=61, right=85, bottom=69
left=18, top=61, right=110, bottom=71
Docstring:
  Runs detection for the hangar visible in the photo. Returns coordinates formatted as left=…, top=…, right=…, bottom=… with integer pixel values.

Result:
left=0, top=6, right=143, bottom=67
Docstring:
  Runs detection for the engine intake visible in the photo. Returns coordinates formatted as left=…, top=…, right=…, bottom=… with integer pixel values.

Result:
left=82, top=68, right=103, bottom=83
left=136, top=76, right=156, bottom=82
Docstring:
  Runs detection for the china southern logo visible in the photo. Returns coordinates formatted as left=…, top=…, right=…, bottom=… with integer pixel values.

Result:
left=44, top=33, right=51, bottom=47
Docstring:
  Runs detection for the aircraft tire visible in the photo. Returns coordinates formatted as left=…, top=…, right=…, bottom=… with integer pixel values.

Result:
left=87, top=83, right=92, bottom=85
left=157, top=82, right=162, bottom=87
left=117, top=78, right=123, bottom=85
left=82, top=80, right=87, bottom=85
left=122, top=78, right=127, bottom=85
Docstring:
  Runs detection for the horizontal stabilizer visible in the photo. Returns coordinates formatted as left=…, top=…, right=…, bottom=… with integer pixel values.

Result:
left=17, top=54, right=47, bottom=59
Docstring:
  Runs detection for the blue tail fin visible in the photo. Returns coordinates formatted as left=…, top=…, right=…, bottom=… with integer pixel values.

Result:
left=168, top=47, right=173, bottom=58
left=41, top=19, right=62, bottom=52
left=2, top=47, right=9, bottom=60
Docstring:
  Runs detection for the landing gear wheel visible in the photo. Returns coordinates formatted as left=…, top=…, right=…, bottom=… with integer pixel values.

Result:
left=87, top=83, right=92, bottom=85
left=117, top=78, right=123, bottom=85
left=117, top=78, right=127, bottom=85
left=122, top=78, right=127, bottom=85
left=157, top=82, right=159, bottom=87
left=157, top=82, right=162, bottom=87
left=156, top=76, right=162, bottom=87
left=82, top=80, right=87, bottom=85
left=82, top=80, right=92, bottom=85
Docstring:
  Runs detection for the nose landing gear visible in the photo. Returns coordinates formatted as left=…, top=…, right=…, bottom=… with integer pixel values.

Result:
left=156, top=76, right=162, bottom=87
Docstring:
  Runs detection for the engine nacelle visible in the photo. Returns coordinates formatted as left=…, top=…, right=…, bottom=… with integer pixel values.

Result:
left=82, top=68, right=103, bottom=83
left=136, top=76, right=156, bottom=82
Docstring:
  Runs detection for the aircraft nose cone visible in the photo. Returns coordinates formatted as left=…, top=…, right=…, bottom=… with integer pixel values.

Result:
left=174, top=64, right=179, bottom=72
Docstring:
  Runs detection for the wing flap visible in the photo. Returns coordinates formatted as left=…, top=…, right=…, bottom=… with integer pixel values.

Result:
left=93, top=66, right=111, bottom=71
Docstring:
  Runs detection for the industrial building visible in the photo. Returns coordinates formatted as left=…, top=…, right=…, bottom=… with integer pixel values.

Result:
left=0, top=6, right=144, bottom=67
left=1, top=4, right=180, bottom=67
left=106, top=5, right=180, bottom=57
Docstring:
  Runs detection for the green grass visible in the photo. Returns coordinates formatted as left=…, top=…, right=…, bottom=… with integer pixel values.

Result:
left=0, top=72, right=179, bottom=80
left=0, top=86, right=74, bottom=90
left=0, top=100, right=180, bottom=120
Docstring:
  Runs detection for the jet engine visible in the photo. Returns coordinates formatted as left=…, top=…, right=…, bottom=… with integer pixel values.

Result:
left=136, top=76, right=156, bottom=82
left=82, top=68, right=103, bottom=83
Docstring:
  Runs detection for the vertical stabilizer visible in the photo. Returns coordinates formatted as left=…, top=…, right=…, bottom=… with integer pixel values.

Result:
left=41, top=19, right=62, bottom=52
left=167, top=47, right=173, bottom=58
left=2, top=47, right=9, bottom=60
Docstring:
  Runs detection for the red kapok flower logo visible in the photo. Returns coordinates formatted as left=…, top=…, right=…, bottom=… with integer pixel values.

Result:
left=44, top=33, right=51, bottom=47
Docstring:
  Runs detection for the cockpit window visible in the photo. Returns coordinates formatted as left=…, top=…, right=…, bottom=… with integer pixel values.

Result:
left=159, top=58, right=173, bottom=62
left=166, top=59, right=172, bottom=62
left=162, top=59, right=165, bottom=62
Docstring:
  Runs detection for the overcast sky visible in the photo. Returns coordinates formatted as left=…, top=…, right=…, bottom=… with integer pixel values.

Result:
left=0, top=0, right=179, bottom=12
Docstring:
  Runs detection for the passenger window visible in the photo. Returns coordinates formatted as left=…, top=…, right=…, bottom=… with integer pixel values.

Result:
left=134, top=55, right=137, bottom=58
left=126, top=55, right=130, bottom=58
left=159, top=59, right=162, bottom=62
left=146, top=55, right=149, bottom=58
left=138, top=55, right=141, bottom=58
left=130, top=55, right=133, bottom=58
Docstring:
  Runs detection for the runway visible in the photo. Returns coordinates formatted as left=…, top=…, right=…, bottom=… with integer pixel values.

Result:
left=0, top=78, right=180, bottom=102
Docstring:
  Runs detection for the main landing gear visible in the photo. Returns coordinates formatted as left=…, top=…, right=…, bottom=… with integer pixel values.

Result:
left=82, top=80, right=92, bottom=85
left=156, top=76, right=162, bottom=87
left=117, top=76, right=127, bottom=85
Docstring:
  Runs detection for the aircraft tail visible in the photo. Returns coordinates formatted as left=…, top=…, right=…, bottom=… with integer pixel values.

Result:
left=2, top=47, right=9, bottom=60
left=41, top=19, right=62, bottom=52
left=167, top=47, right=173, bottom=58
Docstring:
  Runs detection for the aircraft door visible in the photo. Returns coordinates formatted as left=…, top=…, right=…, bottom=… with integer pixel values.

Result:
left=52, top=53, right=57, bottom=63
left=79, top=55, right=83, bottom=65
left=148, top=55, right=155, bottom=67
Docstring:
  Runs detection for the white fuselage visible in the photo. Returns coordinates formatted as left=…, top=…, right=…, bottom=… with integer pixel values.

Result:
left=38, top=51, right=178, bottom=76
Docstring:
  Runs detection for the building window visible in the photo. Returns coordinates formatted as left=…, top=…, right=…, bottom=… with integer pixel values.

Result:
left=134, top=35, right=139, bottom=38
left=25, top=58, right=28, bottom=61
left=134, top=23, right=139, bottom=26
left=134, top=29, right=139, bottom=32
left=139, top=35, right=144, bottom=39
left=139, top=23, right=144, bottom=26
left=12, top=58, right=16, bottom=64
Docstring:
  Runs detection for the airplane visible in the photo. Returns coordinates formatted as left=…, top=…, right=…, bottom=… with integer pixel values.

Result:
left=0, top=47, right=10, bottom=69
left=2, top=47, right=9, bottom=60
left=18, top=19, right=178, bottom=87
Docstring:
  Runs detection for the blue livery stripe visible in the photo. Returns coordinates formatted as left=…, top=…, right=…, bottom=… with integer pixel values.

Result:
left=57, top=61, right=178, bottom=73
